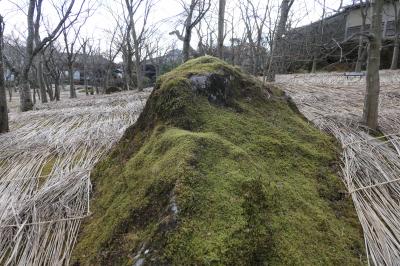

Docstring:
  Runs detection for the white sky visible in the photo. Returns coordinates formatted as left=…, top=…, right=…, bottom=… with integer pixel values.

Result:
left=0, top=0, right=353, bottom=61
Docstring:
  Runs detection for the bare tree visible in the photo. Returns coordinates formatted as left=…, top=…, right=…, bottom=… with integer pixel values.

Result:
left=217, top=0, right=226, bottom=59
left=19, top=0, right=86, bottom=111
left=62, top=24, right=81, bottom=99
left=103, top=27, right=122, bottom=91
left=32, top=0, right=49, bottom=103
left=81, top=38, right=90, bottom=95
left=266, top=0, right=294, bottom=81
left=0, top=14, right=8, bottom=133
left=146, top=33, right=177, bottom=79
left=171, top=0, right=211, bottom=62
left=43, top=43, right=63, bottom=101
left=363, top=0, right=384, bottom=130
left=124, top=0, right=154, bottom=91
left=61, top=4, right=94, bottom=98
left=239, top=0, right=270, bottom=75
left=390, top=0, right=400, bottom=70
left=355, top=0, right=369, bottom=72
left=311, top=0, right=328, bottom=73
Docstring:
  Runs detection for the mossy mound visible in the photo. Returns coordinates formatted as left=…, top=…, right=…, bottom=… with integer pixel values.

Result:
left=72, top=56, right=365, bottom=265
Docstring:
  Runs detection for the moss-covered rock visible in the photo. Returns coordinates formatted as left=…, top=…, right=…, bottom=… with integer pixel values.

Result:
left=72, top=56, right=366, bottom=265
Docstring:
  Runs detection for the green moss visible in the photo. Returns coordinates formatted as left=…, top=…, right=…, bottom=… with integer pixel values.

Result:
left=72, top=56, right=366, bottom=265
left=38, top=156, right=57, bottom=188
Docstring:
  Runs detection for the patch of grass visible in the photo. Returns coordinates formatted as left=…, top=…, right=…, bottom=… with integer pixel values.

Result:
left=38, top=156, right=57, bottom=188
left=72, top=56, right=366, bottom=265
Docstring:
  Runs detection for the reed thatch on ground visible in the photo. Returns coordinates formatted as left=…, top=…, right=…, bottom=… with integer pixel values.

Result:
left=0, top=90, right=150, bottom=265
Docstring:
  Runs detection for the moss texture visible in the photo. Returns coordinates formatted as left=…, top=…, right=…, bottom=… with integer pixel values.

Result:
left=72, top=56, right=366, bottom=265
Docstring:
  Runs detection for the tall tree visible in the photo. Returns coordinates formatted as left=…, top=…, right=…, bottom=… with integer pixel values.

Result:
left=171, top=0, right=211, bottom=62
left=19, top=0, right=85, bottom=111
left=0, top=14, right=8, bottom=133
left=43, top=43, right=63, bottom=101
left=239, top=0, right=270, bottom=75
left=390, top=0, right=400, bottom=70
left=61, top=4, right=92, bottom=99
left=266, top=0, right=294, bottom=81
left=62, top=25, right=81, bottom=99
left=125, top=0, right=154, bottom=91
left=217, top=0, right=226, bottom=59
left=363, top=0, right=384, bottom=130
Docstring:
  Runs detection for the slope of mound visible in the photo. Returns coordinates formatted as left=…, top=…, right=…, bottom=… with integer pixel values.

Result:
left=72, top=57, right=365, bottom=265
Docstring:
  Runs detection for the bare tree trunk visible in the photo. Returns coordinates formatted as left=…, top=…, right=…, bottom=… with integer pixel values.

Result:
left=20, top=72, right=34, bottom=111
left=355, top=1, right=368, bottom=72
left=37, top=55, right=48, bottom=103
left=391, top=1, right=400, bottom=70
left=311, top=56, right=317, bottom=73
left=230, top=30, right=235, bottom=65
left=54, top=77, right=60, bottom=101
left=44, top=75, right=54, bottom=101
left=124, top=2, right=135, bottom=90
left=20, top=1, right=35, bottom=112
left=0, top=15, right=9, bottom=133
left=217, top=0, right=226, bottom=59
left=131, top=25, right=143, bottom=90
left=68, top=65, right=77, bottom=98
left=363, top=0, right=383, bottom=131
left=267, top=0, right=294, bottom=81
left=105, top=67, right=111, bottom=91
left=355, top=38, right=365, bottom=72
left=8, top=87, right=12, bottom=102
left=82, top=42, right=89, bottom=95
left=183, top=22, right=193, bottom=62
left=391, top=38, right=399, bottom=70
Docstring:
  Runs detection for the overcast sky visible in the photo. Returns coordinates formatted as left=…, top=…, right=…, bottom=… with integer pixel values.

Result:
left=0, top=0, right=353, bottom=60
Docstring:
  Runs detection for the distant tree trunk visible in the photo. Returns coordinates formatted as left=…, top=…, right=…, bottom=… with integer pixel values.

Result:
left=355, top=1, right=369, bottom=72
left=44, top=75, right=54, bottom=101
left=82, top=43, right=89, bottom=95
left=0, top=15, right=9, bottom=133
left=131, top=24, right=143, bottom=91
left=183, top=12, right=194, bottom=62
left=20, top=70, right=34, bottom=111
left=31, top=86, right=36, bottom=104
left=392, top=38, right=400, bottom=70
left=68, top=64, right=77, bottom=98
left=19, top=1, right=35, bottom=112
left=230, top=28, right=235, bottom=65
left=54, top=76, right=60, bottom=101
left=9, top=87, right=12, bottom=102
left=124, top=1, right=135, bottom=90
left=105, top=67, right=111, bottom=91
left=217, top=0, right=226, bottom=59
left=37, top=55, right=48, bottom=103
left=61, top=73, right=66, bottom=92
left=363, top=0, right=383, bottom=131
left=355, top=38, right=365, bottom=72
left=391, top=1, right=400, bottom=70
left=311, top=56, right=318, bottom=73
left=267, top=0, right=294, bottom=81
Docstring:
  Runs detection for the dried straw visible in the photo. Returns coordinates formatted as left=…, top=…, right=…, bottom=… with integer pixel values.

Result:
left=0, top=89, right=151, bottom=265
